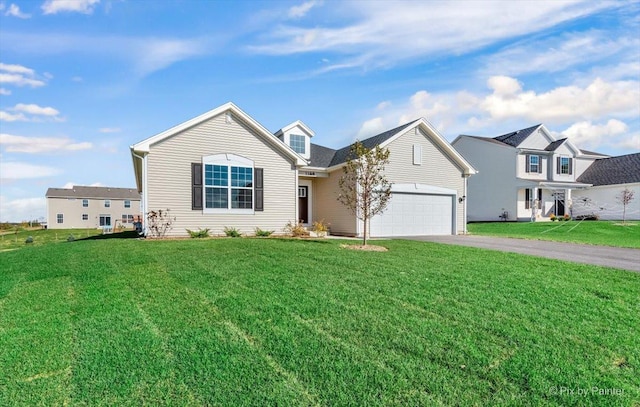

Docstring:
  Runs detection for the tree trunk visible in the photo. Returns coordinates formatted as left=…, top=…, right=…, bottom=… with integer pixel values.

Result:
left=363, top=215, right=368, bottom=246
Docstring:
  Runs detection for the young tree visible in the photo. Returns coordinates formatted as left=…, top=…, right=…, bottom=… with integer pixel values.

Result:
left=338, top=141, right=392, bottom=246
left=618, top=188, right=635, bottom=225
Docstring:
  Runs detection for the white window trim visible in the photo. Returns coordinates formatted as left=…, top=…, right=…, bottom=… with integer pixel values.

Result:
left=529, top=155, right=540, bottom=173
left=202, top=154, right=255, bottom=214
left=559, top=156, right=571, bottom=175
left=413, top=144, right=422, bottom=165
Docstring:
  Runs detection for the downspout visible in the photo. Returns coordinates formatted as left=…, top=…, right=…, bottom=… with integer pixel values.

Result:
left=131, top=150, right=148, bottom=236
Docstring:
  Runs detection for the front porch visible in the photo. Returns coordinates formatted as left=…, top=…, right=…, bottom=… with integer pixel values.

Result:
left=516, top=181, right=591, bottom=221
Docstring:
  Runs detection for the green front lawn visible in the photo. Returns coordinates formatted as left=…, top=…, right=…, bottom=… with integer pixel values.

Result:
left=1, top=238, right=639, bottom=406
left=0, top=228, right=104, bottom=251
left=468, top=221, right=640, bottom=248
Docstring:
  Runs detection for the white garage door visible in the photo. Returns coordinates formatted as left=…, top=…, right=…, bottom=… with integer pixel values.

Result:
left=369, top=193, right=454, bottom=236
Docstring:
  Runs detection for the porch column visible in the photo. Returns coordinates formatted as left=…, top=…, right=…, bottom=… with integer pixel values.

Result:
left=531, top=187, right=538, bottom=221
left=566, top=188, right=572, bottom=217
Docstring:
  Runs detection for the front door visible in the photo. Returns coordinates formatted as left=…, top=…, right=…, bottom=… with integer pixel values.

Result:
left=298, top=186, right=308, bottom=223
left=553, top=192, right=565, bottom=216
left=99, top=215, right=111, bottom=227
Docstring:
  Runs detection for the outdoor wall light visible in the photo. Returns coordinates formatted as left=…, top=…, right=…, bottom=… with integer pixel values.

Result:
left=458, top=195, right=466, bottom=203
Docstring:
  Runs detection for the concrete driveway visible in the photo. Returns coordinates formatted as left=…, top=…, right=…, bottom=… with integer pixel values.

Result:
left=400, top=235, right=640, bottom=272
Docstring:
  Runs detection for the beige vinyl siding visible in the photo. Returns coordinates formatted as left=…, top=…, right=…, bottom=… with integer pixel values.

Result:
left=313, top=171, right=357, bottom=236
left=47, top=197, right=141, bottom=229
left=383, top=127, right=466, bottom=233
left=147, top=112, right=296, bottom=237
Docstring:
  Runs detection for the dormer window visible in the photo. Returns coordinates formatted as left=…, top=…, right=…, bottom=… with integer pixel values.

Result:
left=557, top=156, right=573, bottom=175
left=290, top=134, right=306, bottom=154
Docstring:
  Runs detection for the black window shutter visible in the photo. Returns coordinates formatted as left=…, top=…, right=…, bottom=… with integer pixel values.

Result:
left=538, top=156, right=543, bottom=173
left=254, top=168, right=264, bottom=211
left=192, top=163, right=203, bottom=210
left=525, top=189, right=531, bottom=209
left=569, top=158, right=573, bottom=175
left=525, top=154, right=530, bottom=173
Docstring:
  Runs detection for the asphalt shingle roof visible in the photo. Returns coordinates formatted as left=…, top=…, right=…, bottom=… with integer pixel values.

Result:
left=309, top=120, right=417, bottom=167
left=577, top=153, right=640, bottom=186
left=493, top=124, right=541, bottom=147
left=46, top=185, right=140, bottom=200
left=545, top=138, right=567, bottom=151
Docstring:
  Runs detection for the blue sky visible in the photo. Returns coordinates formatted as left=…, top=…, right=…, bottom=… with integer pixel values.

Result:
left=1, top=0, right=639, bottom=222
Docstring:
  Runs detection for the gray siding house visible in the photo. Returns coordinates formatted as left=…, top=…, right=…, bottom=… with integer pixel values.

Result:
left=46, top=186, right=141, bottom=229
left=130, top=102, right=476, bottom=238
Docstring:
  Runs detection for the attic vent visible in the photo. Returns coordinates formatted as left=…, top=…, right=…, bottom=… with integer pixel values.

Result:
left=225, top=112, right=232, bottom=124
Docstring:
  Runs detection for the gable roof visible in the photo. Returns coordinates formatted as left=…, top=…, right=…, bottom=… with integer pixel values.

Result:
left=46, top=185, right=140, bottom=200
left=545, top=138, right=567, bottom=151
left=130, top=102, right=307, bottom=166
left=580, top=149, right=608, bottom=157
left=274, top=120, right=315, bottom=138
left=493, top=124, right=542, bottom=147
left=308, top=119, right=476, bottom=175
left=576, top=153, right=640, bottom=186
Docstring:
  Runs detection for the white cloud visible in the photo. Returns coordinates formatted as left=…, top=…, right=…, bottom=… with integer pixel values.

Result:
left=62, top=181, right=103, bottom=189
left=98, top=127, right=120, bottom=133
left=0, top=63, right=46, bottom=88
left=249, top=0, right=614, bottom=72
left=559, top=120, right=629, bottom=150
left=71, top=76, right=83, bottom=82
left=0, top=133, right=93, bottom=153
left=616, top=134, right=640, bottom=151
left=0, top=103, right=62, bottom=122
left=5, top=3, right=31, bottom=18
left=12, top=103, right=60, bottom=116
left=42, top=0, right=99, bottom=15
left=288, top=1, right=321, bottom=19
left=0, top=34, right=212, bottom=77
left=0, top=88, right=11, bottom=95
left=356, top=117, right=385, bottom=140
left=0, top=196, right=47, bottom=222
left=0, top=161, right=62, bottom=180
left=0, top=111, right=26, bottom=122
left=482, top=32, right=640, bottom=77
left=0, top=63, right=34, bottom=75
left=481, top=76, right=640, bottom=124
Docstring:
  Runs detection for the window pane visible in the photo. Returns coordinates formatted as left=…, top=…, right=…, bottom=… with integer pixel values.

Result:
left=205, top=164, right=228, bottom=186
left=57, top=214, right=63, bottom=223
left=231, top=166, right=253, bottom=187
left=205, top=187, right=228, bottom=209
left=105, top=200, right=111, bottom=207
left=124, top=200, right=131, bottom=208
left=82, top=214, right=88, bottom=220
left=231, top=189, right=253, bottom=209
left=561, top=157, right=569, bottom=174
left=83, top=199, right=88, bottom=207
left=290, top=134, right=305, bottom=154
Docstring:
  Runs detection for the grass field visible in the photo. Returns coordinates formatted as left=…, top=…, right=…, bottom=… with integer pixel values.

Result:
left=1, top=237, right=639, bottom=406
left=0, top=228, right=104, bottom=251
left=468, top=221, right=640, bottom=248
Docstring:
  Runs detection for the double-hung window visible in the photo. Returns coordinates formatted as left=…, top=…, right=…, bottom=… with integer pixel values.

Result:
left=124, top=200, right=131, bottom=208
left=82, top=199, right=89, bottom=207
left=528, top=155, right=540, bottom=173
left=57, top=214, right=63, bottom=224
left=203, top=154, right=254, bottom=212
left=104, top=200, right=111, bottom=208
left=559, top=156, right=572, bottom=175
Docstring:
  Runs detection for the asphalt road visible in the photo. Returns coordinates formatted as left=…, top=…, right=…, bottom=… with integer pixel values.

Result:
left=401, top=235, right=640, bottom=272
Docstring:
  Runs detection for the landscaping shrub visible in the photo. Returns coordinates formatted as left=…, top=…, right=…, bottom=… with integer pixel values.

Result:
left=254, top=227, right=273, bottom=237
left=25, top=236, right=33, bottom=244
left=312, top=219, right=329, bottom=233
left=574, top=214, right=599, bottom=221
left=284, top=221, right=309, bottom=237
left=186, top=228, right=210, bottom=238
left=223, top=226, right=242, bottom=238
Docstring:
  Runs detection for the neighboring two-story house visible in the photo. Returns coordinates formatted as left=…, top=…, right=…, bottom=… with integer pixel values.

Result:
left=452, top=124, right=639, bottom=221
left=46, top=185, right=141, bottom=229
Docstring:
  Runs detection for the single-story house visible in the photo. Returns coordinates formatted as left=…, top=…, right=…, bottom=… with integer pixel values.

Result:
left=130, top=102, right=476, bottom=238
left=46, top=185, right=141, bottom=229
left=573, top=153, right=640, bottom=220
left=452, top=124, right=639, bottom=221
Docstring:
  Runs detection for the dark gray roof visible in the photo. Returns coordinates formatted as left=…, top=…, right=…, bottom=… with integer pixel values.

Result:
left=493, top=124, right=541, bottom=147
left=309, top=143, right=337, bottom=167
left=46, top=185, right=140, bottom=200
left=309, top=120, right=417, bottom=167
left=577, top=153, right=640, bottom=186
left=545, top=138, right=567, bottom=151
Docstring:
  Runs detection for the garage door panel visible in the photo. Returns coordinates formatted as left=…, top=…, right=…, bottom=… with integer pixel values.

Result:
left=370, top=193, right=453, bottom=236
